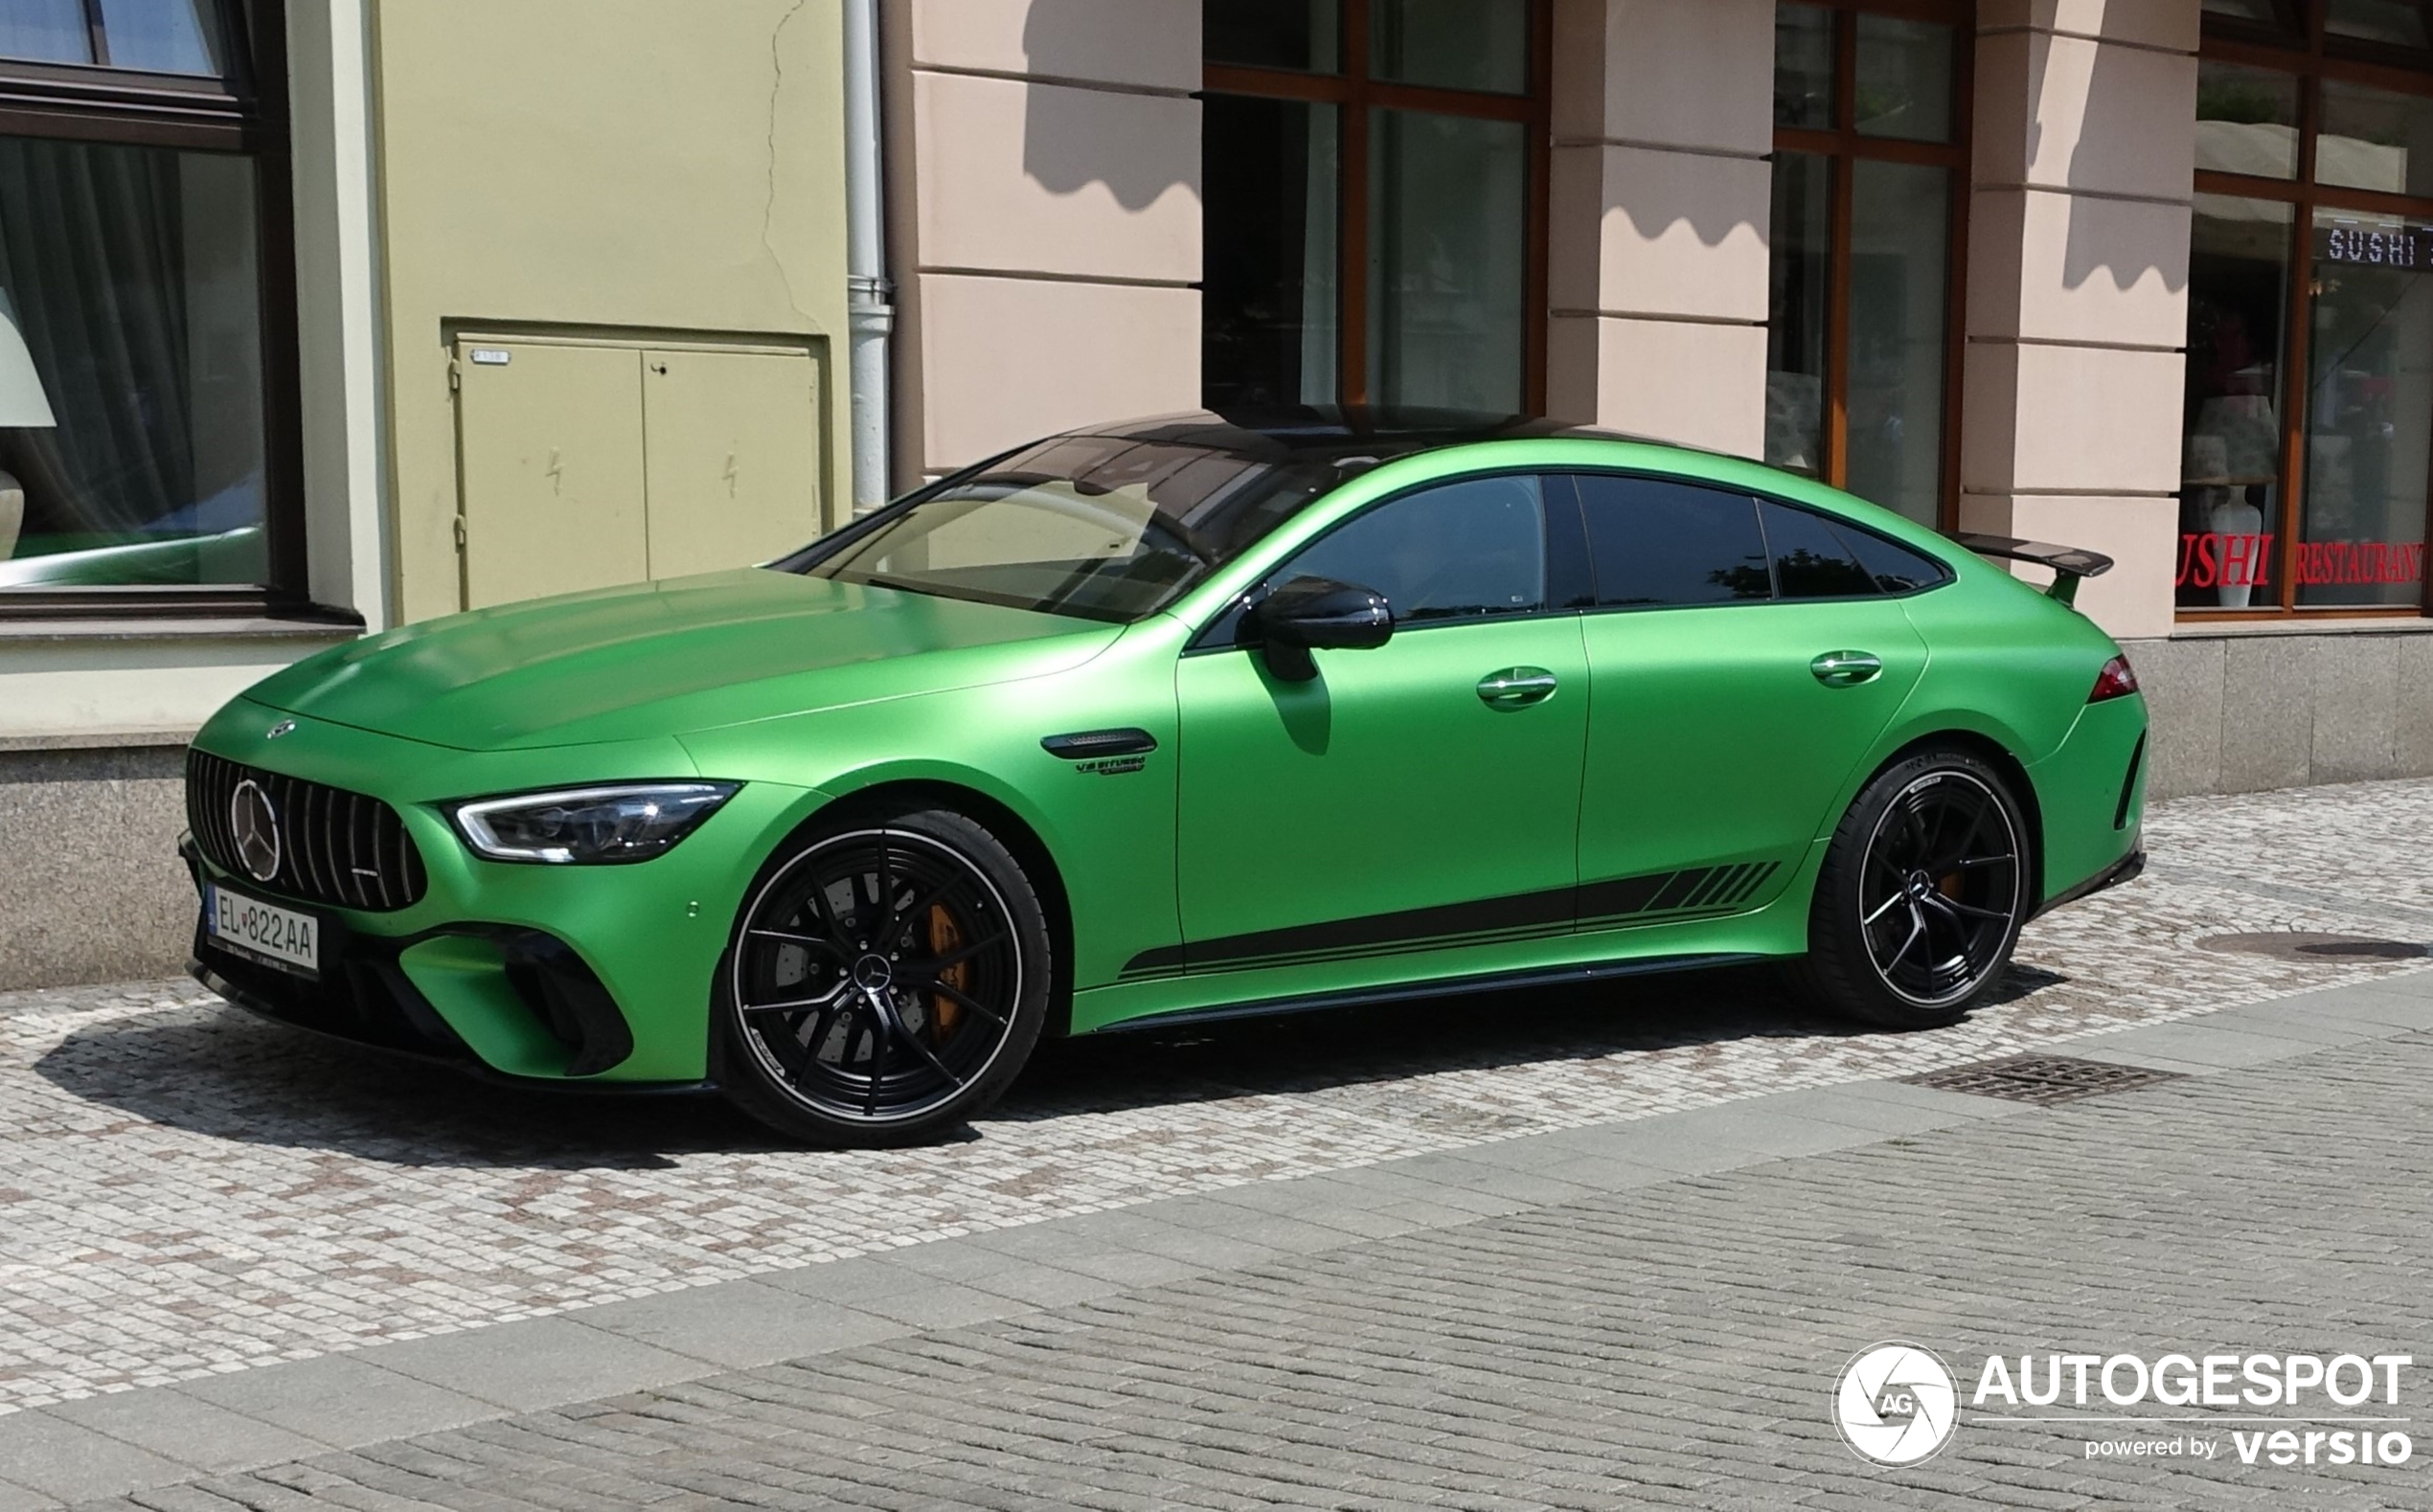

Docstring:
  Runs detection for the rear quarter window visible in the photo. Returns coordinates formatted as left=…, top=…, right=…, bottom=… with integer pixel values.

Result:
left=1831, top=516, right=1953, bottom=594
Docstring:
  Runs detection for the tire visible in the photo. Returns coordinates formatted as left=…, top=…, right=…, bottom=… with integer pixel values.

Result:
left=714, top=806, right=1052, bottom=1146
left=1792, top=747, right=2031, bottom=1030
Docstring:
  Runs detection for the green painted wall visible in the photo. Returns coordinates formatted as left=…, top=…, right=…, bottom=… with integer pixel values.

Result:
left=370, top=0, right=853, bottom=624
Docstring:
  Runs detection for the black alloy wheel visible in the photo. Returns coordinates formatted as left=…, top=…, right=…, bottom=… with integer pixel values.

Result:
left=717, top=808, right=1050, bottom=1145
left=1796, top=748, right=2030, bottom=1029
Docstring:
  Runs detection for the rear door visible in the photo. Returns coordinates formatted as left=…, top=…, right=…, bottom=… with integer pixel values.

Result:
left=1566, top=474, right=1929, bottom=927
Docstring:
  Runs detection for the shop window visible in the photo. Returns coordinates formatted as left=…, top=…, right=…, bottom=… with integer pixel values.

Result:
left=0, top=0, right=298, bottom=611
left=1765, top=3, right=1967, bottom=530
left=2185, top=3, right=2433, bottom=616
left=1201, top=0, right=1547, bottom=415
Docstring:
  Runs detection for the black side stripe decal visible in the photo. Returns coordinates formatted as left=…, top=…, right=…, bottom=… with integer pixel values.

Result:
left=1123, top=859, right=1788, bottom=979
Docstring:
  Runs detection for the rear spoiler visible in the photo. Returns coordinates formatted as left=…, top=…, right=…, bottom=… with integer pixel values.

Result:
left=1952, top=532, right=2114, bottom=607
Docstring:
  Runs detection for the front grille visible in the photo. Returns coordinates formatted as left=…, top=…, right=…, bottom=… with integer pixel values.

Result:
left=187, top=748, right=429, bottom=912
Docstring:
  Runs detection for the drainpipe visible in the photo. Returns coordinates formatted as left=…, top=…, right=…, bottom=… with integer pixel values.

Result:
left=842, top=0, right=894, bottom=517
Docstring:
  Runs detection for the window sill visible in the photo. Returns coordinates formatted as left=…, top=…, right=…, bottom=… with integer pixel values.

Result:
left=0, top=728, right=195, bottom=753
left=0, top=614, right=364, bottom=645
left=2164, top=615, right=2433, bottom=640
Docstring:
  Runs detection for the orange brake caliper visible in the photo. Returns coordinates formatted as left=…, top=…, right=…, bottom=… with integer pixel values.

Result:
left=927, top=904, right=966, bottom=1039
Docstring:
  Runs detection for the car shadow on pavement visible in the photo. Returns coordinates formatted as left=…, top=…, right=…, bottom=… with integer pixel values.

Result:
left=996, top=960, right=2068, bottom=1125
left=29, top=962, right=2065, bottom=1165
left=30, top=1007, right=768, bottom=1169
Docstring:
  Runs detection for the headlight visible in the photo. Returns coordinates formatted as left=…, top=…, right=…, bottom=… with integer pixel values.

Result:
left=448, top=782, right=739, bottom=864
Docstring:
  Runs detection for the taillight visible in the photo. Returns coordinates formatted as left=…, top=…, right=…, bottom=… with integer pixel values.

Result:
left=2088, top=655, right=2139, bottom=703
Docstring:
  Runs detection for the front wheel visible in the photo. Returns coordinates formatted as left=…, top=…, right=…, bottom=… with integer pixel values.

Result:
left=715, top=807, right=1051, bottom=1146
left=1793, top=748, right=2031, bottom=1029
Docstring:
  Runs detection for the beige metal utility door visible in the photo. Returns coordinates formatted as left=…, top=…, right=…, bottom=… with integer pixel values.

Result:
left=642, top=349, right=822, bottom=577
left=454, top=339, right=648, bottom=609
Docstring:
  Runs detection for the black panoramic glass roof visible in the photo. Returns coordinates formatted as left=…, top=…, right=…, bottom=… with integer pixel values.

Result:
left=778, top=409, right=1631, bottom=622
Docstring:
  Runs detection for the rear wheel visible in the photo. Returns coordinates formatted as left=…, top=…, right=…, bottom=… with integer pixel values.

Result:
left=716, top=807, right=1050, bottom=1146
left=1794, top=748, right=2030, bottom=1029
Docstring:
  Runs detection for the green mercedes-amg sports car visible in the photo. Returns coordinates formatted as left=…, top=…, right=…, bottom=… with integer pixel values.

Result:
left=183, top=411, right=2148, bottom=1144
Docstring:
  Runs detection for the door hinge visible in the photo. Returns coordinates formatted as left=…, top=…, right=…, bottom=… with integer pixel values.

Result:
left=452, top=515, right=467, bottom=551
left=448, top=360, right=462, bottom=393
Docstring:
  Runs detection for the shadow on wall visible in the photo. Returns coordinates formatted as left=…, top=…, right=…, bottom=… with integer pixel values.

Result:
left=2049, top=27, right=2194, bottom=297
left=1018, top=0, right=1195, bottom=211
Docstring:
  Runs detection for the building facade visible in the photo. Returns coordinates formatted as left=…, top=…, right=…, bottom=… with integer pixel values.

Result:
left=0, top=0, right=853, bottom=987
left=2, top=0, right=2427, bottom=988
left=885, top=0, right=2433, bottom=805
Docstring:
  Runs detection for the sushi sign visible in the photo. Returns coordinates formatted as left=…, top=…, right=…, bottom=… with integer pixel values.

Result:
left=2318, top=222, right=2433, bottom=268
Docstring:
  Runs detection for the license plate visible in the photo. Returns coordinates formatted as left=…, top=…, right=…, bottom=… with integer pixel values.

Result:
left=204, top=883, right=321, bottom=977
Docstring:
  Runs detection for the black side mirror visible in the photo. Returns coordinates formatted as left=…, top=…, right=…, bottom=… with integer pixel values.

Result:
left=1250, top=575, right=1394, bottom=682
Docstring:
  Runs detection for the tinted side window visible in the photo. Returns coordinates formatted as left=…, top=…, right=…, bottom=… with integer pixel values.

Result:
left=1573, top=474, right=1771, bottom=606
left=1759, top=499, right=1881, bottom=599
left=1284, top=474, right=1547, bottom=623
left=1837, top=522, right=1951, bottom=594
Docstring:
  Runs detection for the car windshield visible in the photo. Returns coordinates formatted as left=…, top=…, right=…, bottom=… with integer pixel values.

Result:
left=791, top=433, right=1351, bottom=621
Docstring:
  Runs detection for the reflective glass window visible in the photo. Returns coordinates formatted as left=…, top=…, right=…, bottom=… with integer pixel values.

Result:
left=2178, top=195, right=2294, bottom=612
left=1366, top=107, right=1527, bottom=412
left=1285, top=474, right=1547, bottom=622
left=2318, top=78, right=2433, bottom=197
left=1843, top=159, right=1949, bottom=528
left=1369, top=0, right=1527, bottom=95
left=0, top=0, right=88, bottom=66
left=97, top=0, right=221, bottom=74
left=1774, top=4, right=1834, bottom=129
left=1575, top=474, right=1773, bottom=608
left=1765, top=153, right=1831, bottom=479
left=2325, top=0, right=2432, bottom=49
left=1203, top=96, right=1340, bottom=410
left=2195, top=59, right=2301, bottom=179
left=0, top=139, right=267, bottom=590
left=1760, top=499, right=1881, bottom=598
left=1853, top=14, right=1955, bottom=142
left=1838, top=522, right=1949, bottom=594
left=1206, top=0, right=1341, bottom=73
left=2297, top=213, right=2433, bottom=607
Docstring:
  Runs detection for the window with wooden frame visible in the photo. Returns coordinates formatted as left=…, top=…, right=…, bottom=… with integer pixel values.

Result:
left=0, top=0, right=305, bottom=617
left=1199, top=0, right=1552, bottom=417
left=1766, top=0, right=1970, bottom=530
left=2182, top=0, right=2433, bottom=616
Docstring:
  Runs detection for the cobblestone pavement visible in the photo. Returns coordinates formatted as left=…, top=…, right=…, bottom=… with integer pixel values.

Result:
left=57, top=994, right=2433, bottom=1510
left=0, top=779, right=2428, bottom=1417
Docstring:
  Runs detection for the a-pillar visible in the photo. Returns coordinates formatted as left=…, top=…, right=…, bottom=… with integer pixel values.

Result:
left=1959, top=0, right=2199, bottom=639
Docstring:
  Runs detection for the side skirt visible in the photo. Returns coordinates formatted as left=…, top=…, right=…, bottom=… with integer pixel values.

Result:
left=1087, top=952, right=1766, bottom=1036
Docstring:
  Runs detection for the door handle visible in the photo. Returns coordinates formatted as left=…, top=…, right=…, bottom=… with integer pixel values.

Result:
left=1477, top=666, right=1559, bottom=708
left=1810, top=649, right=1883, bottom=687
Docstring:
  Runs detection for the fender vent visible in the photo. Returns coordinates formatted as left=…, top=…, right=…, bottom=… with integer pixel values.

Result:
left=1904, top=1053, right=2182, bottom=1106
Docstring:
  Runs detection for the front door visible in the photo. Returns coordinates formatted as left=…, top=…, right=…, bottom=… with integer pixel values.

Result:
left=1176, top=473, right=1588, bottom=974
left=1567, top=474, right=1930, bottom=927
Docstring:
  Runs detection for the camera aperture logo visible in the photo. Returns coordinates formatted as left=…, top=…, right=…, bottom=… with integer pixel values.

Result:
left=1834, top=1343, right=1960, bottom=1466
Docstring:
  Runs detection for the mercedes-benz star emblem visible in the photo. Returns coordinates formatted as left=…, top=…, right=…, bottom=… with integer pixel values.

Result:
left=265, top=720, right=296, bottom=739
left=228, top=779, right=283, bottom=884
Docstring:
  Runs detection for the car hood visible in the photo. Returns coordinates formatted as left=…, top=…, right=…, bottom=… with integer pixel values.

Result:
left=245, top=570, right=1126, bottom=751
